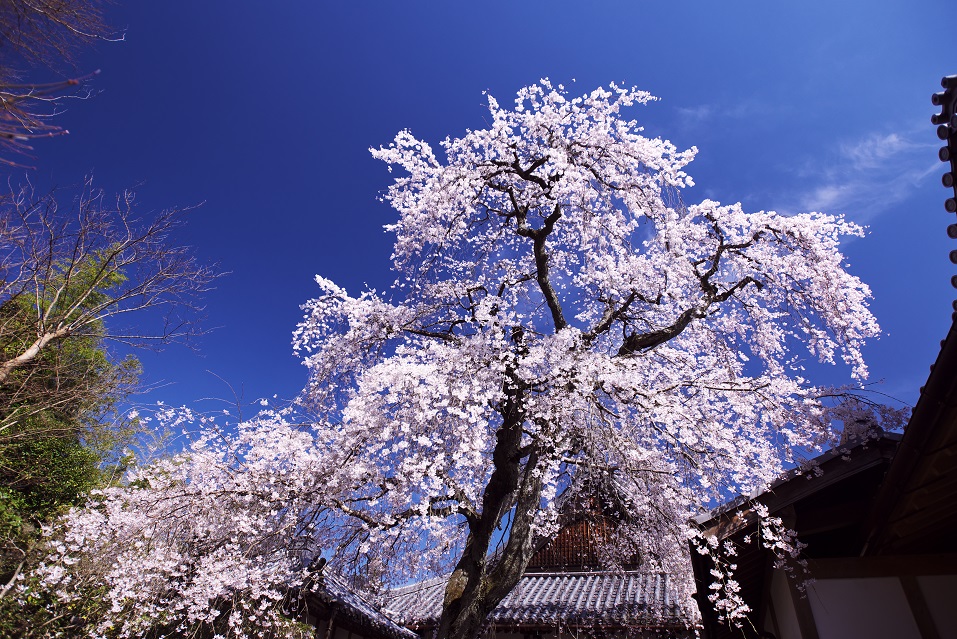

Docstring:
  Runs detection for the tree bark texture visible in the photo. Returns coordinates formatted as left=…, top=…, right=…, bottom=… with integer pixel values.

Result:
left=432, top=360, right=548, bottom=639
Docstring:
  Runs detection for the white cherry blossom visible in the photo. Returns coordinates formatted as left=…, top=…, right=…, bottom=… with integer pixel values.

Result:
left=30, top=81, right=883, bottom=639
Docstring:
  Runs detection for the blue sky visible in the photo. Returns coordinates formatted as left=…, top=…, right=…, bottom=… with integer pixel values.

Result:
left=23, top=0, right=957, bottom=415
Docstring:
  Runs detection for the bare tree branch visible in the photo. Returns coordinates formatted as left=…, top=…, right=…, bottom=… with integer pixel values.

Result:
left=0, top=178, right=218, bottom=385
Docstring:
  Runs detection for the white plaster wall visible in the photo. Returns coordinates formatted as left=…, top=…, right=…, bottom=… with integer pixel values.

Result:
left=806, top=578, right=920, bottom=639
left=768, top=568, right=802, bottom=639
left=918, top=575, right=957, bottom=639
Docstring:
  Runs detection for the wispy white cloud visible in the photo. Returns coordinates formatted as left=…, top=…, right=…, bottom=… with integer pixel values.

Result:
left=676, top=103, right=937, bottom=224
left=794, top=129, right=937, bottom=222
left=676, top=99, right=774, bottom=129
left=838, top=132, right=923, bottom=170
left=675, top=104, right=713, bottom=126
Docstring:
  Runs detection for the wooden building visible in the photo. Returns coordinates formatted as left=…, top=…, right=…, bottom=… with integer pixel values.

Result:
left=299, top=571, right=420, bottom=639
left=691, top=74, right=957, bottom=639
left=690, top=318, right=957, bottom=639
left=384, top=483, right=696, bottom=638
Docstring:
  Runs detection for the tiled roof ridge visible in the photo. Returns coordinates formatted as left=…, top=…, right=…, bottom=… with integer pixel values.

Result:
left=521, top=568, right=652, bottom=576
left=382, top=569, right=692, bottom=630
left=387, top=574, right=447, bottom=595
left=314, top=570, right=421, bottom=639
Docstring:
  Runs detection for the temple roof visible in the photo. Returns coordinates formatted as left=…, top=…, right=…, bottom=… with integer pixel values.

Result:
left=303, top=571, right=420, bottom=639
left=383, top=571, right=691, bottom=633
left=862, top=318, right=957, bottom=556
left=381, top=473, right=695, bottom=635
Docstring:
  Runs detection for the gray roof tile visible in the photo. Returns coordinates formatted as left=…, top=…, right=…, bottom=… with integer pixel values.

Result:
left=384, top=571, right=690, bottom=631
left=308, top=573, right=421, bottom=639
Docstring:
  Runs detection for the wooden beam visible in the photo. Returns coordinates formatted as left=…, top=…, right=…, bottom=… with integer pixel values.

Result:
left=808, top=554, right=957, bottom=579
left=900, top=575, right=941, bottom=639
left=786, top=573, right=819, bottom=639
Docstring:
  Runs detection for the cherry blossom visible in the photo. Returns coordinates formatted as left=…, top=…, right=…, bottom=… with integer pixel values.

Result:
left=30, top=81, right=882, bottom=639
left=293, top=80, right=879, bottom=638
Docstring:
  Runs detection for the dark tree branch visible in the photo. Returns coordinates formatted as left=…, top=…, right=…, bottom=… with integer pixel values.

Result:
left=618, top=222, right=765, bottom=356
left=585, top=291, right=638, bottom=342
left=515, top=203, right=567, bottom=332
left=0, top=180, right=217, bottom=384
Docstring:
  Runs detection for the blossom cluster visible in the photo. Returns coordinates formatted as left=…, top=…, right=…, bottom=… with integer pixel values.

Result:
left=28, top=81, right=884, bottom=635
left=27, top=409, right=336, bottom=638
left=289, top=81, right=882, bottom=624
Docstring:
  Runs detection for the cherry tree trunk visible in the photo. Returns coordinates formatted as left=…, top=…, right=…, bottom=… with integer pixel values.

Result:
left=433, top=413, right=544, bottom=639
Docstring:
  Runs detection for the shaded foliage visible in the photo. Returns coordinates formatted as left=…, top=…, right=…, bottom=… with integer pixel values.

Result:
left=0, top=268, right=139, bottom=597
left=0, top=180, right=212, bottom=635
